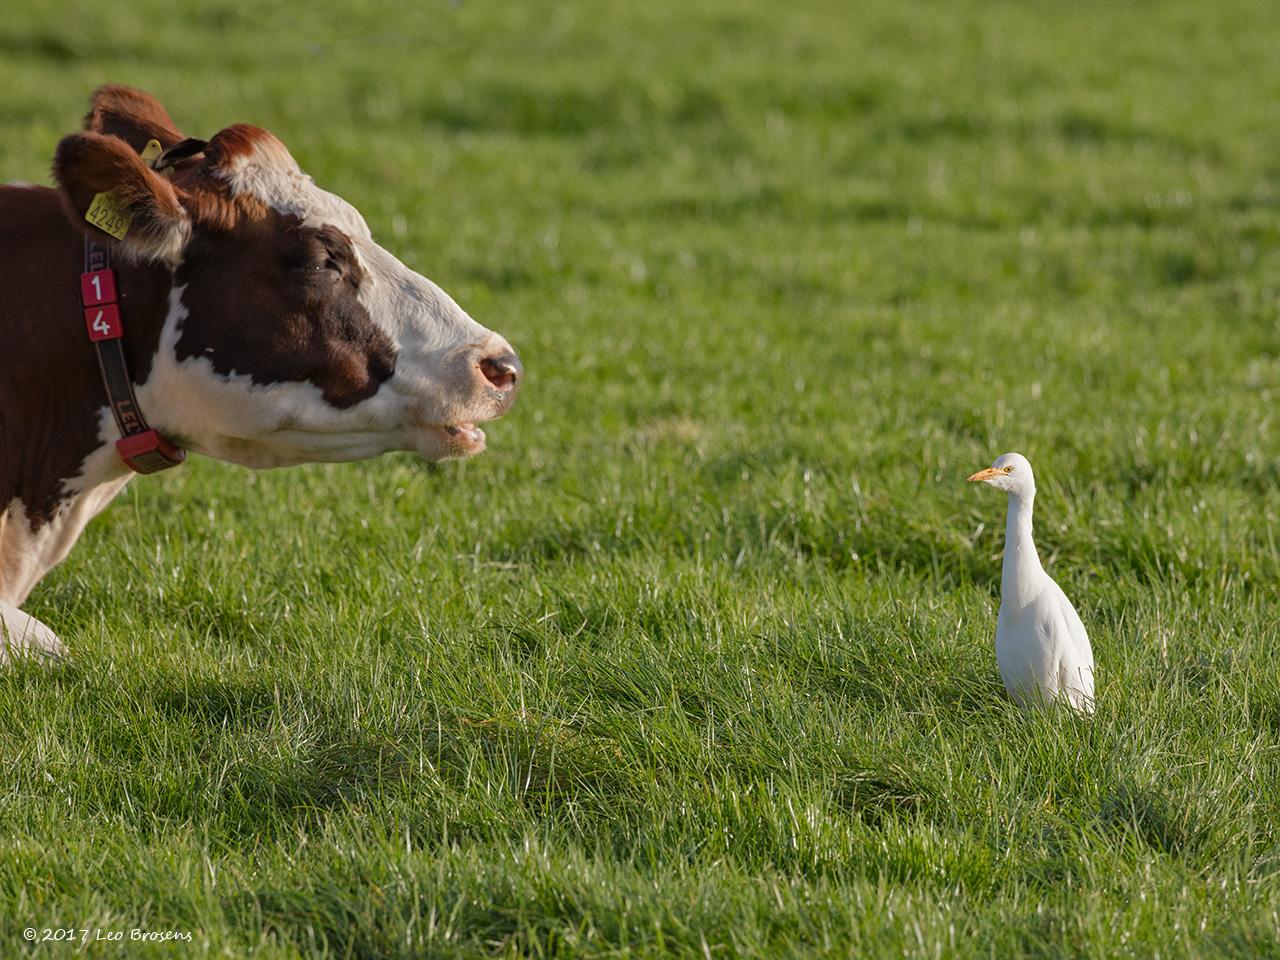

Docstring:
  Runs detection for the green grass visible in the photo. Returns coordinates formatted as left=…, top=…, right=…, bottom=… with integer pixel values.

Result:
left=4, top=0, right=1280, bottom=955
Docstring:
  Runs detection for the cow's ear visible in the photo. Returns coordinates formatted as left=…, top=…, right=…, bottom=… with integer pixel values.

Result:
left=82, top=85, right=184, bottom=153
left=53, top=132, right=190, bottom=266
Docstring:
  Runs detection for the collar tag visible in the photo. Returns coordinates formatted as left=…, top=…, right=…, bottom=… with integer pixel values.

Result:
left=80, top=268, right=117, bottom=306
left=117, top=430, right=186, bottom=474
left=85, top=303, right=123, bottom=341
left=81, top=237, right=186, bottom=475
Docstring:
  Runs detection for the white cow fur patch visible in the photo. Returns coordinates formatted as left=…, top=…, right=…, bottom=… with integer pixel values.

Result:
left=0, top=410, right=130, bottom=607
left=138, top=288, right=411, bottom=467
left=0, top=409, right=130, bottom=660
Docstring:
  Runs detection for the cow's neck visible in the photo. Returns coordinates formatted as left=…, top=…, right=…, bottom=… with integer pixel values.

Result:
left=0, top=185, right=174, bottom=604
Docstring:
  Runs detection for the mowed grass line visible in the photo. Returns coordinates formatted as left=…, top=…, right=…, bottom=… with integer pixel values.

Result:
left=3, top=0, right=1280, bottom=956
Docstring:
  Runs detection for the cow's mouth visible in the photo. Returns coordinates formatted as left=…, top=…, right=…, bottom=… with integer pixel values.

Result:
left=414, top=421, right=487, bottom=460
left=444, top=422, right=485, bottom=450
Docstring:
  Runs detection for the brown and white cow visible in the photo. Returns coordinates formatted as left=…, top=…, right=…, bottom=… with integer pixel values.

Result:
left=0, top=85, right=521, bottom=662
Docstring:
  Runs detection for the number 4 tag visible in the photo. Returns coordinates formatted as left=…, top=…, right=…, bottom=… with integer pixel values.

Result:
left=84, top=304, right=123, bottom=341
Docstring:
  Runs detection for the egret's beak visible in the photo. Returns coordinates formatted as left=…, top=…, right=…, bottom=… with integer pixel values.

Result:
left=967, top=467, right=1003, bottom=483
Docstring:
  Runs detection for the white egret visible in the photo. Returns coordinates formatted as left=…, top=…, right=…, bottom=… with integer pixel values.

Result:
left=967, top=452, right=1095, bottom=713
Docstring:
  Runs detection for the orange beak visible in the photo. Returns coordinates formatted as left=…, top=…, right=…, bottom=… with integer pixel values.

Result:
left=966, top=467, right=1004, bottom=483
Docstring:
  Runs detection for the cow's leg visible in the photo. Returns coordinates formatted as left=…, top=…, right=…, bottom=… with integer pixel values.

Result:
left=0, top=599, right=65, bottom=664
left=0, top=446, right=131, bottom=667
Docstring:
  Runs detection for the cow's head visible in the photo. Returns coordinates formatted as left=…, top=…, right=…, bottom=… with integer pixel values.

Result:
left=51, top=85, right=520, bottom=467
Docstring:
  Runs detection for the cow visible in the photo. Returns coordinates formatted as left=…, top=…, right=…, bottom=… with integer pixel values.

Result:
left=0, top=85, right=522, bottom=662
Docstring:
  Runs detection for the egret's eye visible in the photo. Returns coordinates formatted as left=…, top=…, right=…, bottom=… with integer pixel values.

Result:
left=1004, top=466, right=1015, bottom=473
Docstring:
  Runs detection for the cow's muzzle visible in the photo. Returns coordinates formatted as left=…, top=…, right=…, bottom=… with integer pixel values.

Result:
left=408, top=341, right=522, bottom=462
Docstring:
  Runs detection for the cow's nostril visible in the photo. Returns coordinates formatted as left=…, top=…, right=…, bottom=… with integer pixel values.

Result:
left=479, top=353, right=521, bottom=392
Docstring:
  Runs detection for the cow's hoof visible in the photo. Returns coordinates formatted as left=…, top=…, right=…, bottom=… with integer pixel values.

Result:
left=0, top=607, right=66, bottom=666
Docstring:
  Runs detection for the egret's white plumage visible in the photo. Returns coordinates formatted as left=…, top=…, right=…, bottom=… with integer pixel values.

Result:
left=968, top=452, right=1095, bottom=713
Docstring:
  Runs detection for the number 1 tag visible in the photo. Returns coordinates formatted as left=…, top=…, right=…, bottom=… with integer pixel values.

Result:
left=80, top=268, right=117, bottom=306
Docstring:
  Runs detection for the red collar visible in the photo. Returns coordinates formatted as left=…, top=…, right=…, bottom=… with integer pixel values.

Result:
left=81, top=237, right=186, bottom=474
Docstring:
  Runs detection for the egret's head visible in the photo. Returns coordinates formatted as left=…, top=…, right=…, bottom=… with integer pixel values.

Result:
left=967, top=451, right=1035, bottom=498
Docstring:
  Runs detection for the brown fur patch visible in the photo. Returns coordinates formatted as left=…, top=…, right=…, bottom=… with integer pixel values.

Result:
left=185, top=185, right=268, bottom=232
left=82, top=85, right=184, bottom=153
left=204, top=124, right=293, bottom=170
left=173, top=212, right=397, bottom=408
left=166, top=163, right=268, bottom=233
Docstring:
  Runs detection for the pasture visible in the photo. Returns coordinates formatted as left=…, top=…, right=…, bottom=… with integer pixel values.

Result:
left=3, top=0, right=1280, bottom=955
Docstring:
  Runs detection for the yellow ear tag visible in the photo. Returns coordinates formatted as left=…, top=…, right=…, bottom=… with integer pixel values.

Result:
left=84, top=190, right=132, bottom=240
left=139, top=139, right=163, bottom=164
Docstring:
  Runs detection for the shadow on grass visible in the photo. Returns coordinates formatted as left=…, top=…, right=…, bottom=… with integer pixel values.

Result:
left=831, top=761, right=938, bottom=827
left=1095, top=780, right=1208, bottom=857
left=426, top=711, right=636, bottom=815
left=149, top=673, right=282, bottom=728
left=223, top=734, right=412, bottom=830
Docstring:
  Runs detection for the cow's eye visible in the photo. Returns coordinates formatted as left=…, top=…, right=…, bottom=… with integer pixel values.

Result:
left=308, top=255, right=342, bottom=278
left=299, top=225, right=361, bottom=286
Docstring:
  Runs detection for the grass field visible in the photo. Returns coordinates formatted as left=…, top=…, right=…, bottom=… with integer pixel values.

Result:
left=4, top=0, right=1280, bottom=955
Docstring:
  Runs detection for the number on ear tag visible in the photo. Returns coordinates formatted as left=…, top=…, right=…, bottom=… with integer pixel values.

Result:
left=85, top=191, right=132, bottom=240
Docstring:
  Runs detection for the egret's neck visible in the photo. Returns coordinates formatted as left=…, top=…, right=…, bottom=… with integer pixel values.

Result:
left=1002, top=491, right=1043, bottom=606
